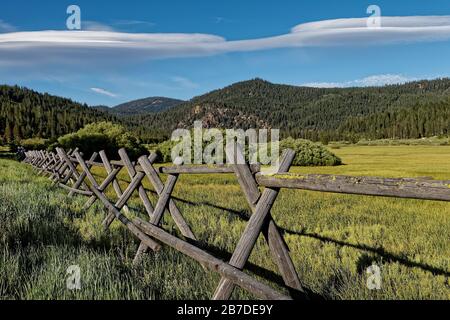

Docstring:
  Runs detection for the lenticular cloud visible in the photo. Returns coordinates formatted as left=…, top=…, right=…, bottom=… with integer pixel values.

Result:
left=1, top=15, right=450, bottom=65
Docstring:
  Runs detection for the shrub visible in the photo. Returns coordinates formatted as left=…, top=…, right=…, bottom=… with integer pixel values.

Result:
left=280, top=137, right=342, bottom=166
left=150, top=136, right=342, bottom=166
left=149, top=140, right=176, bottom=163
left=20, top=138, right=50, bottom=150
left=57, top=122, right=146, bottom=160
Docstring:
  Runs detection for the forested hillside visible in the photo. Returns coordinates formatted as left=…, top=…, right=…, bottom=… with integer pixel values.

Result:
left=131, top=78, right=450, bottom=142
left=1, top=79, right=450, bottom=144
left=110, top=97, right=184, bottom=116
left=0, top=85, right=116, bottom=143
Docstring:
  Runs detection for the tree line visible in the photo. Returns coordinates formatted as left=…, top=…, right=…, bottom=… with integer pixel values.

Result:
left=1, top=78, right=449, bottom=146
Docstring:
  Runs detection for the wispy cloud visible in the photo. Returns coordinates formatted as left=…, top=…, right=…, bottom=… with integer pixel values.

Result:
left=171, top=76, right=199, bottom=88
left=90, top=87, right=118, bottom=98
left=0, top=20, right=16, bottom=33
left=83, top=20, right=154, bottom=32
left=213, top=17, right=233, bottom=24
left=83, top=21, right=116, bottom=32
left=0, top=16, right=450, bottom=65
left=302, top=74, right=417, bottom=88
left=113, top=20, right=155, bottom=27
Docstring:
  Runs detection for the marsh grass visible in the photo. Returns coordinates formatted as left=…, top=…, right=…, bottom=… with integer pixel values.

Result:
left=0, top=145, right=449, bottom=299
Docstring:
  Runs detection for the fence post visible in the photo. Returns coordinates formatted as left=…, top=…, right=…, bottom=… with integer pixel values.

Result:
left=71, top=149, right=161, bottom=252
left=138, top=155, right=196, bottom=240
left=213, top=144, right=306, bottom=300
left=69, top=152, right=98, bottom=197
left=118, top=148, right=154, bottom=218
left=99, top=150, right=131, bottom=215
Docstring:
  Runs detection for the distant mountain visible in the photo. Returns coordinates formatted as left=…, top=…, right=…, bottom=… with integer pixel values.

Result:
left=91, top=105, right=111, bottom=113
left=132, top=78, right=450, bottom=142
left=110, top=97, right=184, bottom=116
left=2, top=79, right=449, bottom=144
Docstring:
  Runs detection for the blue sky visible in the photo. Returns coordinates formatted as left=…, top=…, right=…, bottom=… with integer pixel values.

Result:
left=1, top=0, right=450, bottom=106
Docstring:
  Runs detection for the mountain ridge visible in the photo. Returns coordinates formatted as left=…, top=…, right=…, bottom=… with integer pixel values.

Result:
left=109, top=97, right=184, bottom=116
left=1, top=78, right=449, bottom=143
left=132, top=77, right=450, bottom=141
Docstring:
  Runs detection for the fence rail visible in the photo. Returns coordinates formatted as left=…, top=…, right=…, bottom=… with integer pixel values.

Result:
left=22, top=146, right=450, bottom=300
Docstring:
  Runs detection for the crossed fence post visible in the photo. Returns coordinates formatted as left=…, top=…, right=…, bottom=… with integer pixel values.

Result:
left=212, top=143, right=307, bottom=300
left=57, top=147, right=162, bottom=251
left=27, top=146, right=305, bottom=300
left=132, top=154, right=197, bottom=264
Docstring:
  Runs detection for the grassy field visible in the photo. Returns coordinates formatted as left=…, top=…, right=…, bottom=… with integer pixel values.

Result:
left=0, top=145, right=449, bottom=300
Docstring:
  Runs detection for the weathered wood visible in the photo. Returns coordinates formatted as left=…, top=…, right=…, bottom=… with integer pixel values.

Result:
left=86, top=179, right=161, bottom=252
left=99, top=150, right=130, bottom=215
left=214, top=148, right=305, bottom=300
left=159, top=163, right=261, bottom=175
left=35, top=151, right=47, bottom=168
left=256, top=173, right=450, bottom=202
left=37, top=152, right=56, bottom=176
left=83, top=167, right=121, bottom=209
left=133, top=218, right=291, bottom=300
left=69, top=152, right=98, bottom=197
left=133, top=163, right=179, bottom=263
left=56, top=148, right=85, bottom=188
left=73, top=151, right=101, bottom=188
left=31, top=145, right=450, bottom=301
left=46, top=153, right=60, bottom=175
left=225, top=143, right=261, bottom=205
left=138, top=155, right=196, bottom=240
left=103, top=171, right=146, bottom=229
left=58, top=183, right=93, bottom=196
left=118, top=148, right=154, bottom=218
left=49, top=153, right=262, bottom=176
left=151, top=174, right=179, bottom=225
left=133, top=155, right=197, bottom=265
left=56, top=148, right=78, bottom=183
left=71, top=150, right=161, bottom=252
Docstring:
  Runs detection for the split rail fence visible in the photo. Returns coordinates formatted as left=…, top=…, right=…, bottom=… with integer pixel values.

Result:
left=22, top=145, right=450, bottom=300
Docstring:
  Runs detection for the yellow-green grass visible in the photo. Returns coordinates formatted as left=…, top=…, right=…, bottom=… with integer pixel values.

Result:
left=297, top=145, right=450, bottom=180
left=0, top=145, right=14, bottom=160
left=0, top=145, right=449, bottom=300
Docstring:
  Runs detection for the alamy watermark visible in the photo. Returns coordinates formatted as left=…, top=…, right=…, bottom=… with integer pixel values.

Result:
left=170, top=121, right=280, bottom=171
left=366, top=262, right=382, bottom=290
left=367, top=5, right=382, bottom=29
left=66, top=264, right=81, bottom=290
left=66, top=5, right=81, bottom=30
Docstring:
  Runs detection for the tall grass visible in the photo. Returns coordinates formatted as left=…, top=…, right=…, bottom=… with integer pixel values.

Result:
left=0, top=145, right=449, bottom=300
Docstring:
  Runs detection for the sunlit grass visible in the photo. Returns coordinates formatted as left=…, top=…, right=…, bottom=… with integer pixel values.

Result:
left=0, top=145, right=449, bottom=300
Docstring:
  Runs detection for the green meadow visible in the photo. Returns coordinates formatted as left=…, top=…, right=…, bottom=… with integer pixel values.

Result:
left=0, top=145, right=449, bottom=300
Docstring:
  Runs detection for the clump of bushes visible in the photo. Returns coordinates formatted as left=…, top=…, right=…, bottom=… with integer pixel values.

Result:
left=149, top=136, right=342, bottom=166
left=280, top=137, right=342, bottom=166
left=149, top=140, right=176, bottom=163
left=57, top=122, right=146, bottom=160
left=19, top=138, right=50, bottom=150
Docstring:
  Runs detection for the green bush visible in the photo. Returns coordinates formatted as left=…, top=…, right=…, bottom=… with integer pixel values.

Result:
left=150, top=140, right=176, bottom=163
left=150, top=136, right=341, bottom=166
left=280, top=137, right=341, bottom=166
left=19, top=138, right=50, bottom=150
left=57, top=122, right=146, bottom=160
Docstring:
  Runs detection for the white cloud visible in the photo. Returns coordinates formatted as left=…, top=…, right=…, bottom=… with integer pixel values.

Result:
left=90, top=87, right=118, bottom=98
left=83, top=21, right=116, bottom=32
left=0, top=15, right=450, bottom=65
left=213, top=17, right=233, bottom=24
left=113, top=20, right=155, bottom=27
left=0, top=20, right=16, bottom=33
left=302, top=74, right=417, bottom=88
left=171, top=76, right=199, bottom=88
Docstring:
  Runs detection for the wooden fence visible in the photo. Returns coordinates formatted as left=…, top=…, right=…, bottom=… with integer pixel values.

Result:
left=22, top=145, right=450, bottom=300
